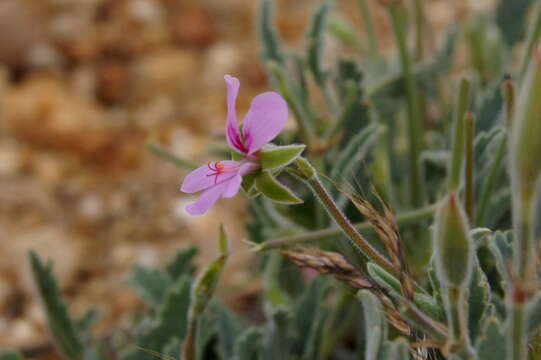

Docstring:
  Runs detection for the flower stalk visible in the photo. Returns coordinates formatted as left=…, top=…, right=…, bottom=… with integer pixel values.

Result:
left=292, top=158, right=397, bottom=276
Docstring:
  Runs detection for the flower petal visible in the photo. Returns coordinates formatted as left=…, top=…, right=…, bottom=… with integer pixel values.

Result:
left=222, top=174, right=242, bottom=198
left=242, top=91, right=288, bottom=154
left=224, top=75, right=246, bottom=153
left=180, top=160, right=240, bottom=193
left=186, top=181, right=229, bottom=216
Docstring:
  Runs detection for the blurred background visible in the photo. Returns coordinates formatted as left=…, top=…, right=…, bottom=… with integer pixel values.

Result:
left=0, top=0, right=490, bottom=355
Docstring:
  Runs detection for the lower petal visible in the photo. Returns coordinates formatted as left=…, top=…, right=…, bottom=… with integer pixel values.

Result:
left=223, top=174, right=242, bottom=198
left=181, top=160, right=240, bottom=193
left=185, top=181, right=229, bottom=215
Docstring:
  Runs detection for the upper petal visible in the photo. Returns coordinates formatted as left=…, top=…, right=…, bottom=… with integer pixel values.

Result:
left=242, top=92, right=288, bottom=154
left=180, top=160, right=240, bottom=193
left=185, top=181, right=229, bottom=216
left=224, top=75, right=247, bottom=153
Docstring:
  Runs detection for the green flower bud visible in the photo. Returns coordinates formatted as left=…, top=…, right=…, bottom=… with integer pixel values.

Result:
left=510, top=54, right=541, bottom=196
left=434, top=193, right=474, bottom=288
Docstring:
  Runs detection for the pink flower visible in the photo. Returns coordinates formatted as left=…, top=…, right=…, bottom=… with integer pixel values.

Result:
left=180, top=75, right=288, bottom=215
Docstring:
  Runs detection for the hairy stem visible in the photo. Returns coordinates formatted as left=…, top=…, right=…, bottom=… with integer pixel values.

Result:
left=256, top=203, right=438, bottom=251
left=293, top=159, right=396, bottom=276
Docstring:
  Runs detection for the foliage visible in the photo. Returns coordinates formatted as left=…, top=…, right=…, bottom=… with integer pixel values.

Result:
left=24, top=0, right=541, bottom=359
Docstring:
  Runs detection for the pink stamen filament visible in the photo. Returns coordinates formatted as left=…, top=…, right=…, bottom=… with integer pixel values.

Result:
left=206, top=161, right=239, bottom=184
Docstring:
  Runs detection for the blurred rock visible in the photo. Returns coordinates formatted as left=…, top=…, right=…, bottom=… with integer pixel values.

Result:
left=0, top=0, right=46, bottom=67
left=2, top=75, right=145, bottom=168
left=171, top=5, right=219, bottom=48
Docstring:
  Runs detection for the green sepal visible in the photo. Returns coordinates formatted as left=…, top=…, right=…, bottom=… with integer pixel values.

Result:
left=242, top=173, right=257, bottom=192
left=255, top=172, right=302, bottom=204
left=261, top=144, right=306, bottom=170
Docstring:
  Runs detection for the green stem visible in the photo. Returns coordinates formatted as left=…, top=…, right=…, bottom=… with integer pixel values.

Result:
left=146, top=142, right=198, bottom=170
left=255, top=202, right=438, bottom=251
left=507, top=189, right=536, bottom=360
left=443, top=286, right=475, bottom=358
left=182, top=317, right=198, bottom=360
left=464, top=113, right=475, bottom=221
left=509, top=303, right=528, bottom=360
left=388, top=3, right=425, bottom=208
left=449, top=78, right=471, bottom=191
left=357, top=0, right=379, bottom=58
left=294, top=159, right=397, bottom=276
left=413, top=0, right=426, bottom=60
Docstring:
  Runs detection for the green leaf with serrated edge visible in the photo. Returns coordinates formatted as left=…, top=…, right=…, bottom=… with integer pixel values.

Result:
left=468, top=261, right=491, bottom=342
left=489, top=231, right=513, bottom=289
left=0, top=353, right=24, bottom=360
left=258, top=0, right=284, bottom=64
left=29, top=251, right=85, bottom=360
left=255, top=172, right=302, bottom=204
left=232, top=327, right=263, bottom=360
left=147, top=277, right=191, bottom=350
left=357, top=290, right=386, bottom=360
left=261, top=144, right=305, bottom=170
left=166, top=247, right=198, bottom=281
left=307, top=1, right=331, bottom=86
left=263, top=306, right=293, bottom=360
left=475, top=317, right=506, bottom=360
left=122, top=276, right=192, bottom=360
left=215, top=303, right=243, bottom=359
left=128, top=266, right=171, bottom=309
left=294, top=278, right=329, bottom=360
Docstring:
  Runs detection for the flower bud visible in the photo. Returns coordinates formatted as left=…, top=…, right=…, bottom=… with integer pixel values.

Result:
left=434, top=193, right=474, bottom=288
left=510, top=52, right=541, bottom=196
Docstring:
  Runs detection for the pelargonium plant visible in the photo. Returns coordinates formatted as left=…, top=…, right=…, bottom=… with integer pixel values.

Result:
left=16, top=1, right=541, bottom=360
